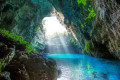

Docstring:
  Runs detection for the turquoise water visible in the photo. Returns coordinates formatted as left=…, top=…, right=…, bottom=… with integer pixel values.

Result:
left=44, top=53, right=120, bottom=80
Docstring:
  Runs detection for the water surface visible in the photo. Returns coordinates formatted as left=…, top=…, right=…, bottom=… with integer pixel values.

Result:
left=45, top=53, right=120, bottom=80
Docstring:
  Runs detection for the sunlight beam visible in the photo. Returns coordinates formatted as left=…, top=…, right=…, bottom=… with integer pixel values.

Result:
left=42, top=16, right=67, bottom=37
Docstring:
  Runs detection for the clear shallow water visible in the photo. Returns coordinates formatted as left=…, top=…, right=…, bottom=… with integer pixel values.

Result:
left=44, top=54, right=120, bottom=80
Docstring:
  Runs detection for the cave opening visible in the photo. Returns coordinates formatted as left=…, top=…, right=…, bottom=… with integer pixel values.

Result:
left=42, top=16, right=73, bottom=54
left=42, top=16, right=68, bottom=38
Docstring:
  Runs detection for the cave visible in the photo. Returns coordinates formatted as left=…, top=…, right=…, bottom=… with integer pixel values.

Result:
left=0, top=0, right=120, bottom=80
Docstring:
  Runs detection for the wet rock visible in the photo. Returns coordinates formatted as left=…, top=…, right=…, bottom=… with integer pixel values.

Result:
left=4, top=51, right=58, bottom=80
left=91, top=71, right=108, bottom=79
left=0, top=42, right=8, bottom=51
left=0, top=42, right=15, bottom=73
left=0, top=72, right=11, bottom=80
left=57, top=68, right=62, bottom=78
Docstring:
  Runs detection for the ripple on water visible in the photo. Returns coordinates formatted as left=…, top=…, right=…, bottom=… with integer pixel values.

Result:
left=45, top=54, right=120, bottom=80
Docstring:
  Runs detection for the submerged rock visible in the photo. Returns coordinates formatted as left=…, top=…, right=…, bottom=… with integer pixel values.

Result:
left=57, top=68, right=62, bottom=78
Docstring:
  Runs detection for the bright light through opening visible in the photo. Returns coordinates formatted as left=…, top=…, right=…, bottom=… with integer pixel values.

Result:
left=42, top=16, right=67, bottom=37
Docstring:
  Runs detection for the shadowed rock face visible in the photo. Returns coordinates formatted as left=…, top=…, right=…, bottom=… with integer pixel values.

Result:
left=92, top=0, right=120, bottom=59
left=0, top=42, right=15, bottom=74
left=4, top=52, right=58, bottom=80
left=0, top=0, right=53, bottom=51
left=0, top=34, right=58, bottom=80
left=48, top=0, right=120, bottom=59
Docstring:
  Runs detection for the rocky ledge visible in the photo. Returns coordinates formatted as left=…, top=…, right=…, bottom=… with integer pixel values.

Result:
left=0, top=34, right=58, bottom=80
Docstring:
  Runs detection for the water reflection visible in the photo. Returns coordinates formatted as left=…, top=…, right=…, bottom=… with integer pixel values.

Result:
left=44, top=54, right=120, bottom=80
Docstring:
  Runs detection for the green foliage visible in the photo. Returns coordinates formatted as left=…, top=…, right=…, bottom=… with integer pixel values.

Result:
left=78, top=2, right=96, bottom=28
left=0, top=29, right=33, bottom=53
left=71, top=37, right=76, bottom=45
left=35, top=25, right=40, bottom=31
left=86, top=7, right=96, bottom=20
left=77, top=0, right=87, bottom=6
left=26, top=44, right=34, bottom=53
left=85, top=41, right=90, bottom=51
left=81, top=23, right=86, bottom=28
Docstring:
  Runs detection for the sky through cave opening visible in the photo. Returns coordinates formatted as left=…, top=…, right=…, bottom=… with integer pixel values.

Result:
left=42, top=16, right=68, bottom=38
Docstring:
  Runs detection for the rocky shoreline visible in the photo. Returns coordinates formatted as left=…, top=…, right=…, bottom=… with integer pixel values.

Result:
left=0, top=34, right=58, bottom=80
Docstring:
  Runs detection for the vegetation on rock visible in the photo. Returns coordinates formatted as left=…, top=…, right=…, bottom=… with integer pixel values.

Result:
left=0, top=29, right=33, bottom=53
left=86, top=7, right=96, bottom=20
left=77, top=0, right=96, bottom=28
left=0, top=42, right=58, bottom=80
left=77, top=0, right=87, bottom=6
left=85, top=41, right=90, bottom=52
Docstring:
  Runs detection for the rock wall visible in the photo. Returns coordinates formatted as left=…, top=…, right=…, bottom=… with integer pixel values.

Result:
left=0, top=0, right=54, bottom=51
left=0, top=33, right=58, bottom=80
left=92, top=0, right=120, bottom=59
left=48, top=0, right=120, bottom=59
